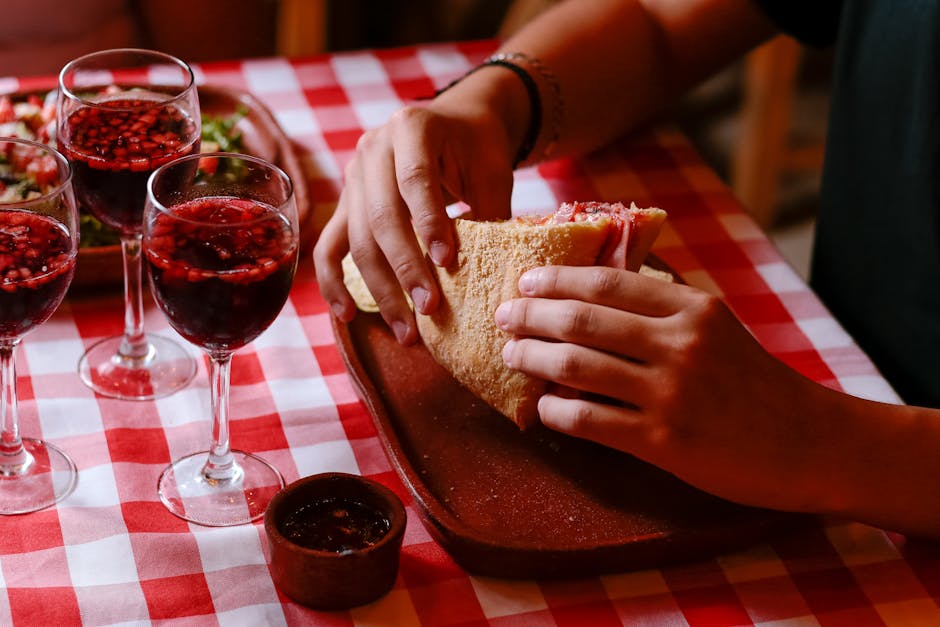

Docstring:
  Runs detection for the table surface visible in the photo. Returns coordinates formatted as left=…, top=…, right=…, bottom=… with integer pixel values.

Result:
left=2, top=41, right=935, bottom=627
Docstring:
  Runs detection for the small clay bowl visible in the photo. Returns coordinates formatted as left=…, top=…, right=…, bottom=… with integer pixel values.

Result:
left=264, top=472, right=406, bottom=610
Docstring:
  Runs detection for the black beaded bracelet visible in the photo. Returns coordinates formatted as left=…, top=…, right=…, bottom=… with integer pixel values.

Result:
left=433, top=57, right=543, bottom=168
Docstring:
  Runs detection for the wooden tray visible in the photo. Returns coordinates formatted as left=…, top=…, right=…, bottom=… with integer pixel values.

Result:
left=333, top=259, right=803, bottom=579
left=68, top=84, right=311, bottom=291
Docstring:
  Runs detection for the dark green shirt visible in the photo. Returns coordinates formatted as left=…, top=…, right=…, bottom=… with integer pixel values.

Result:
left=754, top=0, right=940, bottom=406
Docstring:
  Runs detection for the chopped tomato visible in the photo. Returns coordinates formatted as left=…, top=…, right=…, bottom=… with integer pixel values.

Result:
left=0, top=97, right=13, bottom=123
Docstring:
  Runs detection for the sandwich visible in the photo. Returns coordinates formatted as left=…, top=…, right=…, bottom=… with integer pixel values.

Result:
left=343, top=201, right=668, bottom=429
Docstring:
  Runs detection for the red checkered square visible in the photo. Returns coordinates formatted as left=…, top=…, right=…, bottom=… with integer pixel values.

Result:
left=229, top=351, right=265, bottom=386
left=104, top=427, right=170, bottom=464
left=121, top=501, right=191, bottom=534
left=724, top=293, right=794, bottom=325
left=7, top=586, right=81, bottom=625
left=0, top=510, right=63, bottom=553
left=409, top=579, right=486, bottom=625
left=852, top=560, right=929, bottom=605
left=323, top=129, right=365, bottom=153
left=552, top=601, right=623, bottom=626
left=789, top=567, right=873, bottom=617
left=400, top=541, right=466, bottom=587
left=304, top=85, right=351, bottom=108
left=231, top=412, right=289, bottom=453
left=139, top=573, right=215, bottom=620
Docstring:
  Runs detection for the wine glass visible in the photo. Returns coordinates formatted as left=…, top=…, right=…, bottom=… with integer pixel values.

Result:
left=0, top=138, right=79, bottom=514
left=144, top=152, right=298, bottom=526
left=57, top=48, right=200, bottom=400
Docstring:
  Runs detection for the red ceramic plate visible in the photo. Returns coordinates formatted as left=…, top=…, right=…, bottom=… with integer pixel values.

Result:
left=333, top=257, right=805, bottom=579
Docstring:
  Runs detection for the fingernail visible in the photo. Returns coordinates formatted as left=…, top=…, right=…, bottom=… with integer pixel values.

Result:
left=391, top=320, right=410, bottom=344
left=411, top=286, right=430, bottom=313
left=331, top=301, right=351, bottom=321
left=429, top=241, right=450, bottom=266
left=518, top=269, right=539, bottom=295
left=501, top=339, right=517, bottom=366
left=494, top=302, right=510, bottom=329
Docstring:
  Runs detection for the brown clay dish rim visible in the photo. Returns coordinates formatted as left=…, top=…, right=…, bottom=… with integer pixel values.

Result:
left=332, top=255, right=805, bottom=578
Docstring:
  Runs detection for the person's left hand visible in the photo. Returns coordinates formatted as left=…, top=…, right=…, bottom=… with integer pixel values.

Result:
left=495, top=264, right=832, bottom=513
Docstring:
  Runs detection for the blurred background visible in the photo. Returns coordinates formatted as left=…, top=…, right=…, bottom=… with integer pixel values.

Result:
left=1, top=0, right=828, bottom=278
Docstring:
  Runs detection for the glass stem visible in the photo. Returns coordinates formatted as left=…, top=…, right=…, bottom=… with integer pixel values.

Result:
left=0, top=341, right=30, bottom=474
left=202, top=351, right=237, bottom=483
left=120, top=234, right=150, bottom=360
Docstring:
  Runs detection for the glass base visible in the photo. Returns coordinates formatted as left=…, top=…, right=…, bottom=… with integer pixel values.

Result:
left=0, top=438, right=77, bottom=515
left=158, top=450, right=284, bottom=526
left=78, top=334, right=197, bottom=400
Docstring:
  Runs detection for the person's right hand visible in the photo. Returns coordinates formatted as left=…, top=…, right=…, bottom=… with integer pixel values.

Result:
left=313, top=78, right=522, bottom=344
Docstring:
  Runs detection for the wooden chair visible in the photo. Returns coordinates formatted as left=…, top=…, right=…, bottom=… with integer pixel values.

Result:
left=276, top=0, right=328, bottom=57
left=731, top=36, right=825, bottom=228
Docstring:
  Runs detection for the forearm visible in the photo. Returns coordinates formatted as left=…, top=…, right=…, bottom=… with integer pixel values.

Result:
left=813, top=390, right=940, bottom=539
left=493, top=0, right=778, bottom=160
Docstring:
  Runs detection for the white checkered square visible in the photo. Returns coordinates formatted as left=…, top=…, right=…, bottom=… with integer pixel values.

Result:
left=243, top=59, right=300, bottom=94
left=22, top=337, right=85, bottom=375
left=796, top=317, right=854, bottom=350
left=719, top=213, right=765, bottom=242
left=156, top=384, right=211, bottom=429
left=757, top=262, right=809, bottom=295
left=273, top=108, right=320, bottom=136
left=253, top=306, right=308, bottom=349
left=266, top=376, right=333, bottom=413
left=352, top=100, right=403, bottom=130
left=417, top=46, right=472, bottom=86
left=193, top=525, right=266, bottom=572
left=217, top=604, right=287, bottom=627
left=838, top=375, right=902, bottom=404
left=291, top=439, right=359, bottom=478
left=35, top=396, right=103, bottom=439
left=331, top=53, right=387, bottom=87
left=66, top=534, right=139, bottom=586
left=510, top=179, right=557, bottom=215
left=61, top=463, right=120, bottom=509
left=470, top=576, right=548, bottom=618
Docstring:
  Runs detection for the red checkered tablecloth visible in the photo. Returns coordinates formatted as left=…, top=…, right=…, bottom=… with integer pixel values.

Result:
left=3, top=41, right=935, bottom=626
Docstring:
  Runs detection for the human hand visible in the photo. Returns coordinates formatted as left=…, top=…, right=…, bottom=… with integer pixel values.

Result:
left=313, top=91, right=519, bottom=345
left=495, top=265, right=831, bottom=513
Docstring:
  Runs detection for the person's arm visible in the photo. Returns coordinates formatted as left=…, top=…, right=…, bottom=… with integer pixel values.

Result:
left=314, top=0, right=778, bottom=344
left=501, top=0, right=777, bottom=162
left=496, top=265, right=940, bottom=539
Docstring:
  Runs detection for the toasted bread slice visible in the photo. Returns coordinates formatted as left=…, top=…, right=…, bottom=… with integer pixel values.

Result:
left=416, top=218, right=614, bottom=429
left=340, top=202, right=667, bottom=430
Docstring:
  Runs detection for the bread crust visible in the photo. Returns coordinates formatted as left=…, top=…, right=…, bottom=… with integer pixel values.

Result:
left=417, top=218, right=611, bottom=429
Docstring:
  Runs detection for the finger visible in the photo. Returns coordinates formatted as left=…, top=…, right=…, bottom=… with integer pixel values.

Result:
left=312, top=198, right=356, bottom=322
left=390, top=107, right=456, bottom=267
left=344, top=158, right=417, bottom=345
left=356, top=130, right=438, bottom=318
left=537, top=394, right=646, bottom=455
left=494, top=297, right=661, bottom=362
left=518, top=265, right=691, bottom=317
left=502, top=337, right=650, bottom=406
left=446, top=137, right=513, bottom=222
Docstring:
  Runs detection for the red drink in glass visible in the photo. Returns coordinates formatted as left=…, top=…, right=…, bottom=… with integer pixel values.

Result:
left=57, top=49, right=201, bottom=401
left=0, top=210, right=76, bottom=337
left=145, top=196, right=298, bottom=353
left=145, top=152, right=296, bottom=526
left=62, top=96, right=199, bottom=233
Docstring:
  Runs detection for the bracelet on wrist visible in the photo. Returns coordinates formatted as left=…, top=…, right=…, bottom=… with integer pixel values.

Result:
left=433, top=52, right=564, bottom=168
